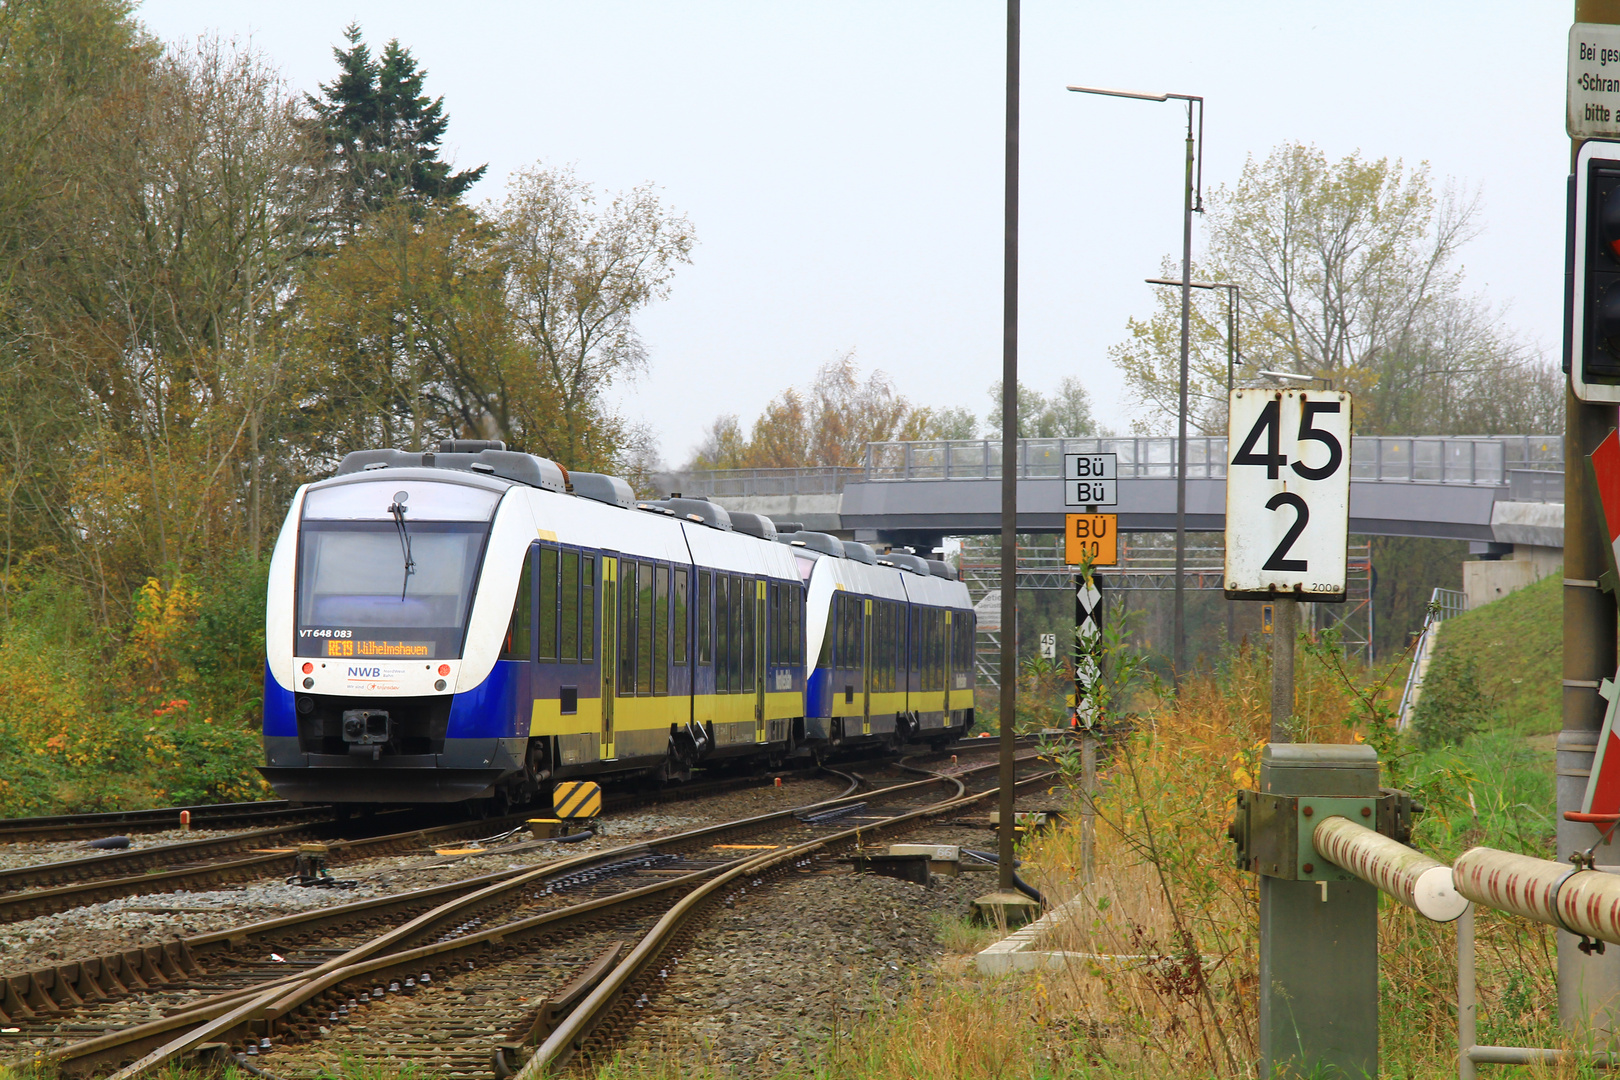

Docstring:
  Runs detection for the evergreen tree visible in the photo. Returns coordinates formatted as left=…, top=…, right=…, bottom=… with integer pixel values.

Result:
left=308, top=24, right=485, bottom=223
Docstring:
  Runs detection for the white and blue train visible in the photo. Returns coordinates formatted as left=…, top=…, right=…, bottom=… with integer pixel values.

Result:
left=261, top=441, right=977, bottom=805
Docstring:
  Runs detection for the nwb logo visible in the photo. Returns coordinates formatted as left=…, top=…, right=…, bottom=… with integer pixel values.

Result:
left=348, top=667, right=383, bottom=678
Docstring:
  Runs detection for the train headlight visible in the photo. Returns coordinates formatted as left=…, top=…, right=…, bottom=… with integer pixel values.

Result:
left=434, top=679, right=447, bottom=691
left=302, top=677, right=314, bottom=689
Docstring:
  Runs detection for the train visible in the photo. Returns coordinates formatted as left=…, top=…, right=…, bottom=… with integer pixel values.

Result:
left=260, top=440, right=977, bottom=806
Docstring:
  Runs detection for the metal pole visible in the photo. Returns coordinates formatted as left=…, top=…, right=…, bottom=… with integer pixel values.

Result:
left=1225, top=285, right=1237, bottom=646
left=1081, top=732, right=1096, bottom=884
left=1563, top=0, right=1620, bottom=1034
left=1270, top=597, right=1297, bottom=742
left=1459, top=903, right=1477, bottom=1080
left=1173, top=105, right=1194, bottom=688
left=996, top=0, right=1020, bottom=897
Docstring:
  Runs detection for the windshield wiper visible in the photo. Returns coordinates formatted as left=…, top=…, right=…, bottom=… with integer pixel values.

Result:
left=388, top=493, right=416, bottom=600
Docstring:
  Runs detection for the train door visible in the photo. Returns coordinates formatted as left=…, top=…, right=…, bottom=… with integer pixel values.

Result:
left=754, top=579, right=767, bottom=741
left=943, top=611, right=953, bottom=715
left=600, top=557, right=617, bottom=759
left=862, top=598, right=872, bottom=735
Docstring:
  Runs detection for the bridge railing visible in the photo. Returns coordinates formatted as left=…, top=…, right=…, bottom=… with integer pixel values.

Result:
left=862, top=434, right=1561, bottom=486
left=669, top=466, right=861, bottom=498
left=672, top=435, right=1563, bottom=498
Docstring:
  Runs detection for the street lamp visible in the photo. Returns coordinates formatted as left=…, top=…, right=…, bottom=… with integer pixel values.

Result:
left=1149, top=276, right=1240, bottom=649
left=1069, top=83, right=1205, bottom=688
left=1144, top=277, right=1241, bottom=396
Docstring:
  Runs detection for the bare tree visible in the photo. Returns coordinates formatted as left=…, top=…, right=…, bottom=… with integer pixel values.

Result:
left=495, top=164, right=695, bottom=473
left=1112, top=143, right=1560, bottom=436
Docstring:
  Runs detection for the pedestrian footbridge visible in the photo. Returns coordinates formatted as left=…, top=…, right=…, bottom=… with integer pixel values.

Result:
left=663, top=434, right=1565, bottom=554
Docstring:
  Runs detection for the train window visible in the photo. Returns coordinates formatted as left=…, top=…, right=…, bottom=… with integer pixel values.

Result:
left=715, top=573, right=730, bottom=692
left=618, top=562, right=636, bottom=696
left=855, top=599, right=865, bottom=678
left=788, top=587, right=800, bottom=664
left=897, top=603, right=907, bottom=685
left=654, top=565, right=670, bottom=695
left=845, top=594, right=857, bottom=670
left=560, top=550, right=579, bottom=662
left=765, top=583, right=776, bottom=666
left=909, top=607, right=920, bottom=684
left=698, top=570, right=712, bottom=666
left=581, top=557, right=595, bottom=662
left=673, top=569, right=689, bottom=664
left=884, top=603, right=895, bottom=692
left=816, top=595, right=833, bottom=669
left=538, top=547, right=558, bottom=661
left=637, top=562, right=654, bottom=695
left=848, top=596, right=859, bottom=670
left=615, top=563, right=628, bottom=696
left=900, top=605, right=909, bottom=683
left=728, top=575, right=742, bottom=691
left=740, top=577, right=755, bottom=692
left=501, top=549, right=534, bottom=660
left=767, top=582, right=780, bottom=667
left=833, top=595, right=844, bottom=669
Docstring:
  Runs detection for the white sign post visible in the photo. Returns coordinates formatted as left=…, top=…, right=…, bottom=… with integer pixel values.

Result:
left=1224, top=389, right=1352, bottom=601
left=1063, top=452, right=1118, bottom=507
left=1039, top=633, right=1057, bottom=659
left=1571, top=23, right=1620, bottom=139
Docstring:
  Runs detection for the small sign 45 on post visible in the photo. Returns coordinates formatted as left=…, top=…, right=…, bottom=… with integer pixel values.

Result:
left=1224, top=389, right=1352, bottom=601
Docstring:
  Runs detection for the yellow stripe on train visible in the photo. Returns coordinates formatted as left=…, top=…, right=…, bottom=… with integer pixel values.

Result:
left=552, top=780, right=603, bottom=819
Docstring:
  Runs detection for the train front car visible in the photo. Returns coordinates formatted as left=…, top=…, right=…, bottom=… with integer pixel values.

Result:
left=262, top=446, right=553, bottom=804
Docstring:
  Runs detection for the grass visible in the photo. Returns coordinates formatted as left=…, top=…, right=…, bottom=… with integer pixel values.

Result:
left=1425, top=570, right=1561, bottom=736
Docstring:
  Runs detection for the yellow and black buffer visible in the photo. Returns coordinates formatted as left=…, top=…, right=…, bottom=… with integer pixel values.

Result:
left=552, top=780, right=603, bottom=820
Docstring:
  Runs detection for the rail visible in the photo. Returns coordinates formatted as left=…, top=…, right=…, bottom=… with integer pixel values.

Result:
left=1396, top=587, right=1468, bottom=730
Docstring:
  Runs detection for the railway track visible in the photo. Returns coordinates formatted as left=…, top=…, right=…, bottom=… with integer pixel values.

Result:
left=5, top=752, right=1061, bottom=1078
left=0, top=802, right=332, bottom=845
left=0, top=768, right=840, bottom=925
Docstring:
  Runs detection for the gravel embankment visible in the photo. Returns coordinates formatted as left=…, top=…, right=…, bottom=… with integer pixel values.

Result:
left=0, top=827, right=254, bottom=872
left=0, top=777, right=854, bottom=974
left=621, top=824, right=1005, bottom=1076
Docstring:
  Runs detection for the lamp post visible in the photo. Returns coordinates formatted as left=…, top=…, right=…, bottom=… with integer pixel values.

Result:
left=1144, top=277, right=1240, bottom=395
left=1147, top=276, right=1238, bottom=649
left=1069, top=84, right=1204, bottom=687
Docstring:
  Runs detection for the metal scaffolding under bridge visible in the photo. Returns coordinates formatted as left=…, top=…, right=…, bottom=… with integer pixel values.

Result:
left=958, top=535, right=1373, bottom=688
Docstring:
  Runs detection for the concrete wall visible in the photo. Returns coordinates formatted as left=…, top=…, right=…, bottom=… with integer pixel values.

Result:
left=1463, top=545, right=1561, bottom=610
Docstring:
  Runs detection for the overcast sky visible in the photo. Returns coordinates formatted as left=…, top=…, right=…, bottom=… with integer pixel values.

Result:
left=138, top=1, right=1569, bottom=466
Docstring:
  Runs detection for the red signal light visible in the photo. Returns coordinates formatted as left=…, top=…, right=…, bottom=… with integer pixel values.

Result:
left=438, top=663, right=451, bottom=676
left=302, top=662, right=313, bottom=674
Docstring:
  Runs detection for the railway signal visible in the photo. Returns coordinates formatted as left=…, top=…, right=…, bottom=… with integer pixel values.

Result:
left=1572, top=140, right=1620, bottom=402
left=1073, top=575, right=1104, bottom=730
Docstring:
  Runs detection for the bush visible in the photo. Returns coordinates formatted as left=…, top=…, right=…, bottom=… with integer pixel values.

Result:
left=1409, top=648, right=1496, bottom=750
left=0, top=557, right=271, bottom=816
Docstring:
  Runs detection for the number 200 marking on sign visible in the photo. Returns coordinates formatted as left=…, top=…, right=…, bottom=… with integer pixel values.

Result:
left=1223, top=389, right=1352, bottom=600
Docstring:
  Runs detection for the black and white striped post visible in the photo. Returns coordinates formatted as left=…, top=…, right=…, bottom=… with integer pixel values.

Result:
left=1074, top=556, right=1103, bottom=883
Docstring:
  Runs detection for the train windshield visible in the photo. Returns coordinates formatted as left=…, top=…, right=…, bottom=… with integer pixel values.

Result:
left=295, top=480, right=501, bottom=660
